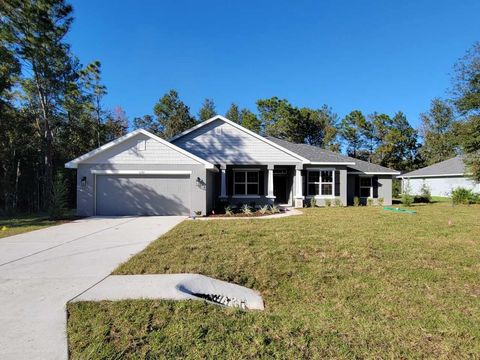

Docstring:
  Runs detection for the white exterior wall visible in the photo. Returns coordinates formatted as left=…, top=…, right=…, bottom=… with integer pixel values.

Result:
left=403, top=176, right=480, bottom=197
left=173, top=119, right=302, bottom=164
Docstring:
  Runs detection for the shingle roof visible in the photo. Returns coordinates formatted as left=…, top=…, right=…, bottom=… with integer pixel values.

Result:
left=399, top=156, right=465, bottom=178
left=265, top=136, right=399, bottom=174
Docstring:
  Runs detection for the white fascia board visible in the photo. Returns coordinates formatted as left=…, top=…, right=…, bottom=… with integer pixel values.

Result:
left=169, top=115, right=311, bottom=163
left=91, top=170, right=193, bottom=175
left=310, top=161, right=356, bottom=165
left=350, top=171, right=401, bottom=175
left=398, top=173, right=464, bottom=179
left=65, top=129, right=215, bottom=169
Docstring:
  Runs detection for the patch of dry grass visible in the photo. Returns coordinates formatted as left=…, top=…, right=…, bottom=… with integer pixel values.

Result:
left=68, top=203, right=480, bottom=359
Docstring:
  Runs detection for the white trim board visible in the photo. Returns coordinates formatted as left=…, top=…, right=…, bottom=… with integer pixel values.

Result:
left=65, top=128, right=215, bottom=169
left=91, top=170, right=192, bottom=176
left=169, top=115, right=311, bottom=163
left=349, top=171, right=401, bottom=175
left=398, top=173, right=465, bottom=179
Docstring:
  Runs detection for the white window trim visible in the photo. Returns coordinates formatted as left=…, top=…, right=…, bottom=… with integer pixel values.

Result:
left=233, top=169, right=260, bottom=196
left=359, top=175, right=373, bottom=198
left=306, top=168, right=335, bottom=198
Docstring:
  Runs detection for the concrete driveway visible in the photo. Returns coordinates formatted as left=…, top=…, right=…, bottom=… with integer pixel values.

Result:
left=0, top=216, right=185, bottom=360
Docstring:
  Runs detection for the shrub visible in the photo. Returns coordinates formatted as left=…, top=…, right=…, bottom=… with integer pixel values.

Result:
left=402, top=193, right=413, bottom=206
left=241, top=204, right=252, bottom=215
left=309, top=197, right=317, bottom=208
left=334, top=198, right=342, bottom=207
left=367, top=198, right=373, bottom=206
left=353, top=197, right=360, bottom=207
left=451, top=187, right=479, bottom=205
left=224, top=205, right=233, bottom=216
left=270, top=205, right=280, bottom=214
left=325, top=199, right=332, bottom=207
left=49, top=173, right=68, bottom=220
left=378, top=197, right=384, bottom=206
left=413, top=195, right=430, bottom=203
left=259, top=205, right=270, bottom=215
left=420, top=182, right=431, bottom=203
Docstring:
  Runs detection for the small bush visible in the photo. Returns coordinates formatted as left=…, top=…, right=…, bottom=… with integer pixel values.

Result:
left=334, top=198, right=342, bottom=207
left=367, top=198, right=373, bottom=206
left=325, top=199, right=332, bottom=207
left=49, top=173, right=68, bottom=220
left=353, top=197, right=360, bottom=207
left=270, top=205, right=280, bottom=214
left=224, top=205, right=233, bottom=216
left=378, top=197, right=384, bottom=206
left=259, top=205, right=270, bottom=215
left=241, top=204, right=252, bottom=215
left=309, top=197, right=317, bottom=208
left=451, top=187, right=479, bottom=205
left=402, top=194, right=413, bottom=206
left=420, top=182, right=431, bottom=203
left=413, top=195, right=430, bottom=203
left=392, top=179, right=401, bottom=198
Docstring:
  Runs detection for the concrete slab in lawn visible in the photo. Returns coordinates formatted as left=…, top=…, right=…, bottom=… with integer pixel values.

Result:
left=73, top=274, right=265, bottom=310
left=0, top=216, right=185, bottom=360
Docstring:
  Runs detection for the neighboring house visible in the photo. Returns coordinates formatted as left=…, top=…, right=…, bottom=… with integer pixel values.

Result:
left=65, top=115, right=400, bottom=216
left=398, top=156, right=480, bottom=197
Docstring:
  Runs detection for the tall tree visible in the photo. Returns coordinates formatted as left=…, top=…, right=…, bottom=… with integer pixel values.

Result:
left=133, top=114, right=160, bottom=134
left=153, top=89, right=196, bottom=139
left=257, top=97, right=300, bottom=139
left=378, top=112, right=421, bottom=171
left=419, top=99, right=458, bottom=165
left=451, top=42, right=480, bottom=181
left=198, top=98, right=216, bottom=121
left=339, top=110, right=367, bottom=159
left=225, top=103, right=241, bottom=123
left=240, top=108, right=261, bottom=133
left=1, top=0, right=76, bottom=209
left=104, top=106, right=128, bottom=141
left=299, top=106, right=339, bottom=149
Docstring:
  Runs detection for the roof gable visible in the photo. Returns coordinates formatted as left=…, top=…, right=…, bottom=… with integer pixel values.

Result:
left=171, top=116, right=309, bottom=164
left=65, top=129, right=215, bottom=169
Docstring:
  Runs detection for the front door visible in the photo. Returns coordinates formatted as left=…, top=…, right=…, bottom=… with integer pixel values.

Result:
left=273, top=172, right=289, bottom=204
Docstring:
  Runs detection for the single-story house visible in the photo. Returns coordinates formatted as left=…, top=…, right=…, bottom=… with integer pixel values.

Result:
left=398, top=156, right=480, bottom=197
left=65, top=115, right=400, bottom=216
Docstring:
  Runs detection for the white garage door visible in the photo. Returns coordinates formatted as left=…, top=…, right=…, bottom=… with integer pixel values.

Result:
left=95, top=174, right=191, bottom=216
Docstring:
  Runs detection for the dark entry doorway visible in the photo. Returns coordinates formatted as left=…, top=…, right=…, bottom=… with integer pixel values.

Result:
left=273, top=170, right=289, bottom=204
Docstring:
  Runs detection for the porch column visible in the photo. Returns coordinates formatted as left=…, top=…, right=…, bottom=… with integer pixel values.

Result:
left=294, top=165, right=304, bottom=208
left=219, top=164, right=227, bottom=199
left=266, top=164, right=275, bottom=203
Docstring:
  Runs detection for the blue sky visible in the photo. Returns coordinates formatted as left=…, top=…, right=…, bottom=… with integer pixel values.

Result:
left=67, top=0, right=479, bottom=129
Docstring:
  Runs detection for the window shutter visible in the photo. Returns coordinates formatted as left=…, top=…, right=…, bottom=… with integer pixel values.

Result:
left=334, top=170, right=340, bottom=197
left=355, top=175, right=360, bottom=197
left=372, top=176, right=379, bottom=198
left=227, top=169, right=233, bottom=196
left=259, top=171, right=265, bottom=195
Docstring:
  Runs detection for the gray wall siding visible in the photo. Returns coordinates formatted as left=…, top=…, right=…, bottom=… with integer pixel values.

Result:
left=173, top=119, right=302, bottom=164
left=76, top=163, right=207, bottom=216
left=83, top=133, right=202, bottom=165
left=378, top=176, right=393, bottom=205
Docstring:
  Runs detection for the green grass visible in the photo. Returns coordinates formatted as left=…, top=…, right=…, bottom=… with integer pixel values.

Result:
left=68, top=203, right=480, bottom=359
left=0, top=211, right=77, bottom=239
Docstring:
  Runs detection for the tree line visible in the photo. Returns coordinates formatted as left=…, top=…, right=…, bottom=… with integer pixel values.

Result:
left=1, top=0, right=479, bottom=215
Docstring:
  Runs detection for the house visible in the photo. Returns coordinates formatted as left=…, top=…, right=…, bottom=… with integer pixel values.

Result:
left=398, top=156, right=480, bottom=197
left=65, top=115, right=400, bottom=216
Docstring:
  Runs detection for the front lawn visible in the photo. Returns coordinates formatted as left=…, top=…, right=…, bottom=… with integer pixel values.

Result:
left=68, top=203, right=480, bottom=358
left=0, top=211, right=77, bottom=239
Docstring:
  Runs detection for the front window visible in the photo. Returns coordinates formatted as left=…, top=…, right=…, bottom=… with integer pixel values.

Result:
left=307, top=170, right=334, bottom=196
left=360, top=177, right=372, bottom=198
left=234, top=170, right=259, bottom=195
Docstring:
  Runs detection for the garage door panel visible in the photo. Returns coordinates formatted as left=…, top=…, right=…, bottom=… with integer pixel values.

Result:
left=96, top=175, right=190, bottom=216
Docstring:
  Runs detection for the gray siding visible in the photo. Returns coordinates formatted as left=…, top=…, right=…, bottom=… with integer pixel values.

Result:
left=76, top=163, right=207, bottom=216
left=173, top=119, right=302, bottom=165
left=83, top=133, right=201, bottom=165
left=378, top=176, right=393, bottom=205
